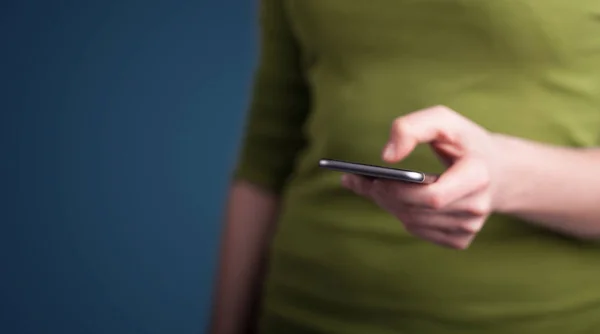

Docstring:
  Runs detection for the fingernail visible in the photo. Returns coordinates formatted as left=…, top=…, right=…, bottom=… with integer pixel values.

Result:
left=383, top=143, right=396, bottom=160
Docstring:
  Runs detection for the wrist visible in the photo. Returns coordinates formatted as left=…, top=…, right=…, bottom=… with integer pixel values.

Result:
left=489, top=133, right=534, bottom=215
left=489, top=133, right=595, bottom=216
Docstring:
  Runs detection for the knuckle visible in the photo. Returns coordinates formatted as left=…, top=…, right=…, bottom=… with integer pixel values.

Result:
left=448, top=237, right=472, bottom=250
left=432, top=104, right=450, bottom=112
left=465, top=200, right=491, bottom=217
left=424, top=191, right=446, bottom=210
left=392, top=117, right=412, bottom=135
left=458, top=223, right=477, bottom=234
left=444, top=238, right=464, bottom=250
left=432, top=105, right=455, bottom=117
left=458, top=219, right=484, bottom=234
left=431, top=105, right=468, bottom=126
left=455, top=242, right=471, bottom=250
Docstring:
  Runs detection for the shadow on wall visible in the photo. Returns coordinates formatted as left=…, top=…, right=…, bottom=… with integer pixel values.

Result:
left=1, top=1, right=256, bottom=333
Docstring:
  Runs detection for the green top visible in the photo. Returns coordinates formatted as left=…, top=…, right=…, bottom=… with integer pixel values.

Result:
left=234, top=1, right=600, bottom=333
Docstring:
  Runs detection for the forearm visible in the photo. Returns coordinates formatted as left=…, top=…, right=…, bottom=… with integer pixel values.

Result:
left=494, top=134, right=600, bottom=239
left=210, top=181, right=280, bottom=334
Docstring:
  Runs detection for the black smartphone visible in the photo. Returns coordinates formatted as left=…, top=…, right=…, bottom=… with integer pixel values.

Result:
left=318, top=158, right=438, bottom=184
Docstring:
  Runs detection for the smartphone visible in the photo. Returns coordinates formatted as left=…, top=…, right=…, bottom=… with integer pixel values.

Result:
left=318, top=158, right=437, bottom=184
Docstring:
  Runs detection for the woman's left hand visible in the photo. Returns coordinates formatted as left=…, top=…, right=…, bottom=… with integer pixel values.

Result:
left=342, top=105, right=507, bottom=249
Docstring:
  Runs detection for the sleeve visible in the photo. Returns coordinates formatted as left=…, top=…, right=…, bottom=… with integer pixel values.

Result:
left=232, top=0, right=310, bottom=193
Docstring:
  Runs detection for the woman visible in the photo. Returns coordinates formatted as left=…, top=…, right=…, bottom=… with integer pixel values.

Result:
left=211, top=1, right=600, bottom=333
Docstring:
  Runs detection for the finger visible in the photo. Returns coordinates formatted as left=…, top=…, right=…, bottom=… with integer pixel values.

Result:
left=368, top=179, right=409, bottom=212
left=382, top=105, right=468, bottom=163
left=342, top=174, right=374, bottom=197
left=406, top=226, right=475, bottom=250
left=409, top=213, right=486, bottom=234
left=372, top=157, right=489, bottom=210
left=368, top=182, right=482, bottom=233
left=392, top=205, right=486, bottom=234
left=440, top=189, right=492, bottom=218
left=369, top=179, right=417, bottom=210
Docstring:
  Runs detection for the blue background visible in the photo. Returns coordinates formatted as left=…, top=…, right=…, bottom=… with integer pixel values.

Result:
left=1, top=1, right=256, bottom=333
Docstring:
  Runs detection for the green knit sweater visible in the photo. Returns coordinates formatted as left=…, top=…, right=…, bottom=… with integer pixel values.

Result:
left=235, top=1, right=600, bottom=333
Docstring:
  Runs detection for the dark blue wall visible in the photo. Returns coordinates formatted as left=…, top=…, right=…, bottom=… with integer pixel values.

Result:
left=1, top=1, right=256, bottom=333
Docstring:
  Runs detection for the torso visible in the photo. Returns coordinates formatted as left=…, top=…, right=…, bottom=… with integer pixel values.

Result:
left=260, top=1, right=600, bottom=333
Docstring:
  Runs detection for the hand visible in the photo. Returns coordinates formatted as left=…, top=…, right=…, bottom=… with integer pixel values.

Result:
left=342, top=105, right=506, bottom=249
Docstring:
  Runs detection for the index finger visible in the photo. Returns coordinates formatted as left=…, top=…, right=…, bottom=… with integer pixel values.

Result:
left=382, top=105, right=467, bottom=163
